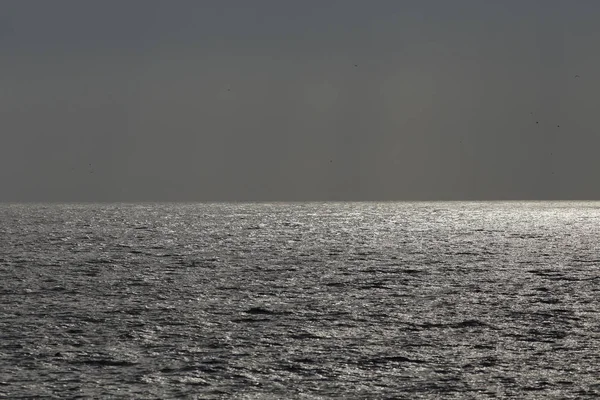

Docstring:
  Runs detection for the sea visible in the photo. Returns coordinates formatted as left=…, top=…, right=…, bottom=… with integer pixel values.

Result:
left=1, top=202, right=599, bottom=399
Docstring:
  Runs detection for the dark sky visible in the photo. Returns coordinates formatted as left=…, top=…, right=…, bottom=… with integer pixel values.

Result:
left=2, top=0, right=600, bottom=201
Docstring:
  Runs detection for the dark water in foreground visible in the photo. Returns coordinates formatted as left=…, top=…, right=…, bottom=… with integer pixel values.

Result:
left=1, top=202, right=599, bottom=399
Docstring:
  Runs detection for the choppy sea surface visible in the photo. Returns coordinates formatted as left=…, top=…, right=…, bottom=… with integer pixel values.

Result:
left=1, top=202, right=600, bottom=399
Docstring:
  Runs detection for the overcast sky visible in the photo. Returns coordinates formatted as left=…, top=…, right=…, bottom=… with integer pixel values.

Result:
left=1, top=0, right=599, bottom=201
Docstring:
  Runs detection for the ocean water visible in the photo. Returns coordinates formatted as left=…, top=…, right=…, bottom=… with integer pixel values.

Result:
left=1, top=202, right=599, bottom=399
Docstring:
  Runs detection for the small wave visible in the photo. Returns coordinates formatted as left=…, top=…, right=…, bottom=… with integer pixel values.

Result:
left=231, top=317, right=272, bottom=323
left=79, top=315, right=106, bottom=323
left=324, top=281, right=351, bottom=287
left=526, top=269, right=563, bottom=277
left=71, top=358, right=138, bottom=367
left=572, top=259, right=600, bottom=263
left=280, top=363, right=308, bottom=373
left=292, top=357, right=317, bottom=364
left=402, top=269, right=423, bottom=275
left=243, top=307, right=279, bottom=315
left=537, top=298, right=561, bottom=304
left=173, top=376, right=210, bottom=386
left=452, top=319, right=495, bottom=329
left=86, top=258, right=112, bottom=264
left=527, top=329, right=568, bottom=339
left=185, top=259, right=220, bottom=268
left=419, top=319, right=496, bottom=330
left=478, top=357, right=498, bottom=367
left=160, top=365, right=203, bottom=374
left=363, top=355, right=427, bottom=365
left=290, top=332, right=322, bottom=340
left=367, top=268, right=401, bottom=274
left=48, top=286, right=68, bottom=292
left=358, top=282, right=389, bottom=290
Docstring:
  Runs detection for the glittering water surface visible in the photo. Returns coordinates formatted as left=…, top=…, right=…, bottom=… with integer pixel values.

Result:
left=1, top=202, right=600, bottom=399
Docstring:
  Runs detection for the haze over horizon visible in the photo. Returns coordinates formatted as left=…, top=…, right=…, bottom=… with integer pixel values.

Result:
left=2, top=0, right=600, bottom=202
